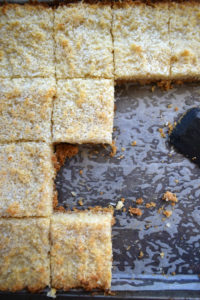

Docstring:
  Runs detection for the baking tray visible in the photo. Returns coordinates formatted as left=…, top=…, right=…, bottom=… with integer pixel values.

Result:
left=1, top=82, right=200, bottom=299
left=0, top=0, right=200, bottom=297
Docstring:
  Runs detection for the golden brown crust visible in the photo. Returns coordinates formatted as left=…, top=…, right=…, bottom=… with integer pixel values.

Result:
left=53, top=79, right=114, bottom=144
left=0, top=218, right=50, bottom=292
left=0, top=78, right=56, bottom=142
left=55, top=144, right=79, bottom=171
left=51, top=210, right=113, bottom=291
left=0, top=142, right=54, bottom=217
left=54, top=3, right=113, bottom=79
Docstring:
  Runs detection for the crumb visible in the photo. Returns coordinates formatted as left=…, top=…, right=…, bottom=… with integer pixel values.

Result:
left=151, top=85, right=156, bottom=92
left=167, top=104, right=172, bottom=108
left=131, top=141, right=137, bottom=146
left=157, top=80, right=172, bottom=91
left=167, top=122, right=174, bottom=135
left=123, top=207, right=126, bottom=212
left=163, top=210, right=172, bottom=218
left=110, top=140, right=117, bottom=157
left=162, top=191, right=178, bottom=203
left=126, top=246, right=131, bottom=251
left=113, top=127, right=117, bottom=131
left=157, top=205, right=164, bottom=214
left=78, top=199, right=83, bottom=206
left=100, top=192, right=104, bottom=195
left=54, top=205, right=66, bottom=212
left=145, top=224, right=151, bottom=229
left=171, top=272, right=176, bottom=276
left=174, top=179, right=179, bottom=184
left=158, top=128, right=166, bottom=138
left=129, top=207, right=143, bottom=216
left=138, top=251, right=144, bottom=259
left=79, top=170, right=83, bottom=175
left=47, top=288, right=56, bottom=298
left=116, top=201, right=124, bottom=210
left=55, top=144, right=79, bottom=171
left=160, top=252, right=165, bottom=258
left=136, top=197, right=143, bottom=205
left=118, top=155, right=124, bottom=159
left=174, top=107, right=179, bottom=112
left=71, top=191, right=76, bottom=197
left=145, top=202, right=156, bottom=208
left=121, top=198, right=125, bottom=203
left=121, top=147, right=125, bottom=152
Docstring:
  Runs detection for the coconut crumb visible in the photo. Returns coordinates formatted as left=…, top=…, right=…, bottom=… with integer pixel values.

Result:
left=145, top=224, right=151, bottom=229
left=110, top=140, right=117, bottom=157
left=146, top=202, right=156, bottom=208
left=174, top=107, right=179, bottom=112
left=158, top=128, right=166, bottom=138
left=47, top=288, right=56, bottom=298
left=157, top=80, right=172, bottom=91
left=131, top=141, right=137, bottom=146
left=174, top=179, right=179, bottom=184
left=167, top=122, right=174, bottom=135
left=171, top=272, right=176, bottom=276
left=160, top=252, right=165, bottom=258
left=167, top=104, right=172, bottom=109
left=71, top=191, right=76, bottom=197
left=79, top=169, right=83, bottom=175
left=54, top=205, right=66, bottom=212
left=129, top=207, right=143, bottom=216
left=158, top=205, right=164, bottom=214
left=116, top=200, right=124, bottom=210
left=78, top=199, right=83, bottom=206
left=123, top=207, right=126, bottom=212
left=126, top=245, right=131, bottom=251
left=163, top=210, right=172, bottom=218
left=136, top=197, right=143, bottom=205
left=162, top=191, right=178, bottom=203
left=138, top=251, right=144, bottom=259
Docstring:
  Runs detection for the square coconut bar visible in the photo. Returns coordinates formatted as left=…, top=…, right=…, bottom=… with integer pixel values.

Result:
left=0, top=4, right=55, bottom=78
left=52, top=79, right=114, bottom=144
left=50, top=210, right=113, bottom=291
left=0, top=142, right=54, bottom=217
left=113, top=2, right=170, bottom=80
left=0, top=218, right=50, bottom=292
left=54, top=3, right=113, bottom=79
left=0, top=78, right=56, bottom=143
left=170, top=2, right=200, bottom=79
